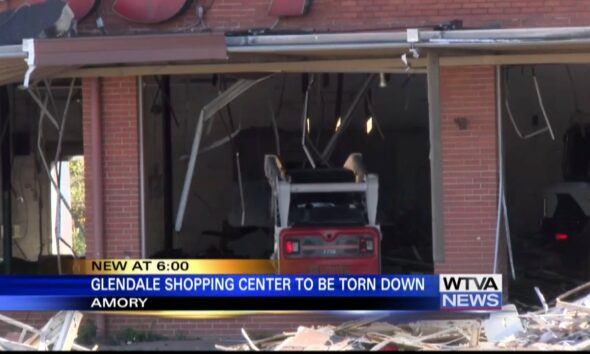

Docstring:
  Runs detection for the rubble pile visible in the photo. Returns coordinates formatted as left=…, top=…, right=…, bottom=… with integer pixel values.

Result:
left=495, top=282, right=590, bottom=351
left=0, top=311, right=96, bottom=351
left=216, top=317, right=487, bottom=351
left=217, top=282, right=590, bottom=351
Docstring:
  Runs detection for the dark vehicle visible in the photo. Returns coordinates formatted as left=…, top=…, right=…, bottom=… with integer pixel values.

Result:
left=265, top=153, right=381, bottom=274
left=542, top=123, right=590, bottom=268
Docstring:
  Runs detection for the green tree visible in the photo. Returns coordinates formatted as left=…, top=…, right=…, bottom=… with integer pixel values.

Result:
left=69, top=158, right=86, bottom=255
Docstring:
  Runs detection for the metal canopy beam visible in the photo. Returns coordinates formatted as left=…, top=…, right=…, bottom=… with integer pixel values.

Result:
left=60, top=58, right=427, bottom=79
left=12, top=25, right=590, bottom=86
left=53, top=52, right=590, bottom=81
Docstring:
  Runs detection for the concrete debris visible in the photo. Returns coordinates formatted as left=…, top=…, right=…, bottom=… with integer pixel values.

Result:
left=483, top=304, right=525, bottom=342
left=217, top=282, right=590, bottom=351
left=0, top=311, right=96, bottom=351
left=273, top=326, right=334, bottom=351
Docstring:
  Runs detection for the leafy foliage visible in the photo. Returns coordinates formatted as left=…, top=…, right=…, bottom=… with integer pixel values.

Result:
left=69, top=158, right=86, bottom=256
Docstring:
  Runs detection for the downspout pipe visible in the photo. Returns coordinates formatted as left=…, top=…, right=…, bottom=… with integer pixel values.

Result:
left=89, top=78, right=105, bottom=336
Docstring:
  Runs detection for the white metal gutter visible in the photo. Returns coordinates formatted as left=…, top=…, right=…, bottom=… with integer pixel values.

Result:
left=0, top=45, right=26, bottom=59
left=225, top=26, right=590, bottom=53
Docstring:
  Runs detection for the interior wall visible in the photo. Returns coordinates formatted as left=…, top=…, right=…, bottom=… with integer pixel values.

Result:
left=504, top=65, right=588, bottom=237
left=1, top=156, right=42, bottom=261
left=142, top=73, right=430, bottom=258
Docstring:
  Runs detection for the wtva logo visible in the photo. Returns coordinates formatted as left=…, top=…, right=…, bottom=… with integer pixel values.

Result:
left=439, top=274, right=502, bottom=310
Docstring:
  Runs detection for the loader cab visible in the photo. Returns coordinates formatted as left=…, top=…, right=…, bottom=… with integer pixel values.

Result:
left=287, top=169, right=367, bottom=227
left=265, top=153, right=381, bottom=274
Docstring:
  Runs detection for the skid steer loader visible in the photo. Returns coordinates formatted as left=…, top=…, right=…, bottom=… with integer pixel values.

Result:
left=265, top=153, right=381, bottom=274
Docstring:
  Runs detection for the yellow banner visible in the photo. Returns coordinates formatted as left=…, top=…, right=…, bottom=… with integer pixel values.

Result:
left=73, top=259, right=277, bottom=275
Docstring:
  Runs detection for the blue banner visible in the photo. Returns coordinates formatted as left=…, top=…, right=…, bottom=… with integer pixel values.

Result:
left=0, top=275, right=438, bottom=297
left=0, top=274, right=501, bottom=311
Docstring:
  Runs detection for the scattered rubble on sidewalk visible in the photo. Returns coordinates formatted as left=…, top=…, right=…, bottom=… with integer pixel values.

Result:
left=217, top=282, right=590, bottom=351
left=0, top=311, right=97, bottom=351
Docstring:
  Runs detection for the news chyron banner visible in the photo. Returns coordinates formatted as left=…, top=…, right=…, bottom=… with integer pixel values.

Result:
left=0, top=260, right=502, bottom=312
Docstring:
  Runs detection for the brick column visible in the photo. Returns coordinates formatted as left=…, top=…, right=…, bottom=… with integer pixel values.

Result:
left=83, top=77, right=141, bottom=259
left=435, top=66, right=498, bottom=273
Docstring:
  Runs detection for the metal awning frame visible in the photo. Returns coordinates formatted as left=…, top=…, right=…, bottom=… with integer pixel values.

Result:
left=28, top=78, right=84, bottom=274
left=9, top=25, right=590, bottom=251
left=6, top=26, right=590, bottom=86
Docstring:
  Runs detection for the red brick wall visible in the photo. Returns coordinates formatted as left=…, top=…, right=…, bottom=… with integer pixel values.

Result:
left=106, top=313, right=359, bottom=340
left=76, top=0, right=590, bottom=35
left=435, top=66, right=498, bottom=274
left=82, top=77, right=140, bottom=259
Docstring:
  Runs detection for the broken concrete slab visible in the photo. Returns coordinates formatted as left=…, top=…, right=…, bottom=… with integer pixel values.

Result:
left=273, top=326, right=333, bottom=351
left=483, top=304, right=525, bottom=342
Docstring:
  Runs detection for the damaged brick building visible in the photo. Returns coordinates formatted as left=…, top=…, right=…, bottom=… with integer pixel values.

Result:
left=2, top=0, right=590, bottom=340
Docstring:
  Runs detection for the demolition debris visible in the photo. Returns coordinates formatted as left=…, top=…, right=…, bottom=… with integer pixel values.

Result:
left=0, top=311, right=96, bottom=351
left=216, top=281, right=590, bottom=351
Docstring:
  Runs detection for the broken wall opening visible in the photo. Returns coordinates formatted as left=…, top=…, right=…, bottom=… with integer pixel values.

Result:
left=503, top=64, right=590, bottom=308
left=0, top=81, right=84, bottom=274
left=141, top=72, right=433, bottom=273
